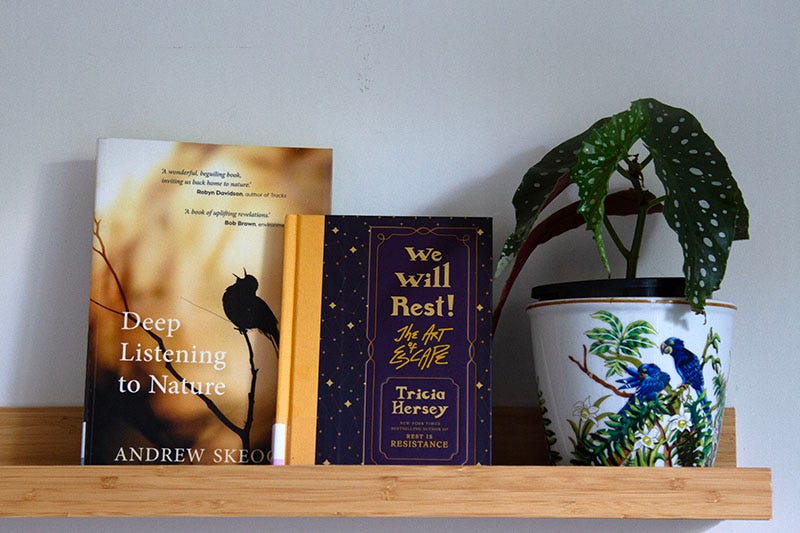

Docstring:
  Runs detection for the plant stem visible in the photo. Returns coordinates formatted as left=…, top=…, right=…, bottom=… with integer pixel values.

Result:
left=604, top=215, right=630, bottom=261
left=646, top=195, right=667, bottom=211
left=627, top=201, right=649, bottom=278
left=625, top=155, right=649, bottom=278
left=601, top=155, right=667, bottom=280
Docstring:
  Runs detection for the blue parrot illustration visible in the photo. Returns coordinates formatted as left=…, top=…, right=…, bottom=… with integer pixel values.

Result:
left=660, top=337, right=703, bottom=393
left=661, top=337, right=711, bottom=419
left=616, top=363, right=670, bottom=415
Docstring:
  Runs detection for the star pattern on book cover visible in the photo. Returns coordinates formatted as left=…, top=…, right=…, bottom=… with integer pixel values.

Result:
left=316, top=217, right=369, bottom=463
left=315, top=216, right=492, bottom=464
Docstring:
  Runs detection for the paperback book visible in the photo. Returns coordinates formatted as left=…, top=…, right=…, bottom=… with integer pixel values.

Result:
left=274, top=215, right=492, bottom=465
left=82, top=138, right=332, bottom=464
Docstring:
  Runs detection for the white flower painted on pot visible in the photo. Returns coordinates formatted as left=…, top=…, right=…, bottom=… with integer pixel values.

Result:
left=667, top=412, right=693, bottom=433
left=633, top=425, right=662, bottom=453
left=572, top=396, right=599, bottom=423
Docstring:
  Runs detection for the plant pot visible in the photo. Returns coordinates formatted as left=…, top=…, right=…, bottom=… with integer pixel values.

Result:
left=528, top=278, right=735, bottom=466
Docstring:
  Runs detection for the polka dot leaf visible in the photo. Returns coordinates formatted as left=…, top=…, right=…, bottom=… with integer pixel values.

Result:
left=636, top=98, right=749, bottom=311
left=497, top=117, right=609, bottom=276
left=496, top=98, right=748, bottom=319
left=573, top=104, right=649, bottom=273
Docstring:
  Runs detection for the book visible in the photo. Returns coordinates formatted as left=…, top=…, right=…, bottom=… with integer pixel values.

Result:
left=273, top=215, right=492, bottom=465
left=82, top=138, right=332, bottom=464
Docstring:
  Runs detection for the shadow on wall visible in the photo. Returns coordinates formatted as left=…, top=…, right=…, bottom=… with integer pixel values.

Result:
left=14, top=160, right=96, bottom=406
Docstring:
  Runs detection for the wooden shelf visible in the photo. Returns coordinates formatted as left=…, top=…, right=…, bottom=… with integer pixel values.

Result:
left=0, top=406, right=771, bottom=519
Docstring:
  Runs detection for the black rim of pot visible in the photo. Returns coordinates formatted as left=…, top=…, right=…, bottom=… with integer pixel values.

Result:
left=531, top=277, right=686, bottom=301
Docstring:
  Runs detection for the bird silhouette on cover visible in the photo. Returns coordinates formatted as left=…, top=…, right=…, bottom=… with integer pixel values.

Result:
left=222, top=269, right=279, bottom=352
left=616, top=363, right=670, bottom=416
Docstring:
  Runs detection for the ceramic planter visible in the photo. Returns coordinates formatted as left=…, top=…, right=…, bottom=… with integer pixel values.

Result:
left=527, top=278, right=735, bottom=467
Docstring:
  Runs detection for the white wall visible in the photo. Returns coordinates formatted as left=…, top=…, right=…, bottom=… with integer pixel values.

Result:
left=1, top=1, right=796, bottom=531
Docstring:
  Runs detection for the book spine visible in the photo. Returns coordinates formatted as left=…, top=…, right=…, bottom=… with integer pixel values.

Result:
left=81, top=138, right=108, bottom=465
left=272, top=214, right=327, bottom=464
left=272, top=214, right=300, bottom=465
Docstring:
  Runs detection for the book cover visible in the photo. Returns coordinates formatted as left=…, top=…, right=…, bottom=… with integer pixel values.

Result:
left=82, top=138, right=332, bottom=465
left=274, top=215, right=492, bottom=465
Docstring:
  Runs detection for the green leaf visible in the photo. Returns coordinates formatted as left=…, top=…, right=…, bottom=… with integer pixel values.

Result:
left=589, top=311, right=624, bottom=337
left=709, top=330, right=721, bottom=351
left=622, top=320, right=657, bottom=341
left=573, top=105, right=650, bottom=273
left=585, top=328, right=618, bottom=342
left=588, top=341, right=613, bottom=356
left=492, top=189, right=662, bottom=334
left=618, top=338, right=655, bottom=357
left=619, top=320, right=657, bottom=357
left=580, top=419, right=595, bottom=439
left=620, top=337, right=657, bottom=349
left=568, top=419, right=581, bottom=437
left=497, top=98, right=747, bottom=317
left=496, top=118, right=609, bottom=276
left=605, top=359, right=628, bottom=378
left=636, top=98, right=750, bottom=311
left=593, top=395, right=611, bottom=408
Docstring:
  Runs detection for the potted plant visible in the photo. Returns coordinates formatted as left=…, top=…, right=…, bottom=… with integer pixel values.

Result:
left=494, top=98, right=749, bottom=466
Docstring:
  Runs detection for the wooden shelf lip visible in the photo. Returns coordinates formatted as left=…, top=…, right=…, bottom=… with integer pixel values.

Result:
left=0, top=464, right=772, bottom=519
left=0, top=406, right=772, bottom=519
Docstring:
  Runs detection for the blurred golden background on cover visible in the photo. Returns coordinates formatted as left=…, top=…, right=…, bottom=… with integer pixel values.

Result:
left=87, top=141, right=331, bottom=462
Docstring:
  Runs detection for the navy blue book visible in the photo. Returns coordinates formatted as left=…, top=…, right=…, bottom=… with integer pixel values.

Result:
left=273, top=215, right=492, bottom=465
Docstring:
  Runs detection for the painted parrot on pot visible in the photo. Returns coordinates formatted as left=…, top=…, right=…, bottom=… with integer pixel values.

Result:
left=661, top=337, right=711, bottom=419
left=660, top=337, right=703, bottom=392
left=616, top=363, right=671, bottom=416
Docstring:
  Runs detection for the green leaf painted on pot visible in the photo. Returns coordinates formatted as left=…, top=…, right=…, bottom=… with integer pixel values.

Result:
left=585, top=328, right=617, bottom=342
left=709, top=329, right=721, bottom=352
left=496, top=118, right=609, bottom=276
left=713, top=374, right=727, bottom=403
left=567, top=419, right=581, bottom=438
left=605, top=359, right=629, bottom=378
left=636, top=98, right=749, bottom=311
left=586, top=311, right=651, bottom=370
left=618, top=337, right=656, bottom=357
left=623, top=320, right=658, bottom=340
left=588, top=342, right=613, bottom=356
left=590, top=310, right=623, bottom=337
left=585, top=328, right=617, bottom=341
left=573, top=105, right=649, bottom=273
left=617, top=320, right=658, bottom=357
left=593, top=395, right=611, bottom=409
left=586, top=315, right=621, bottom=354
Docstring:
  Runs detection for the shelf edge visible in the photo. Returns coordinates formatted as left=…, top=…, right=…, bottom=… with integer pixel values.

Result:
left=0, top=464, right=772, bottom=519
